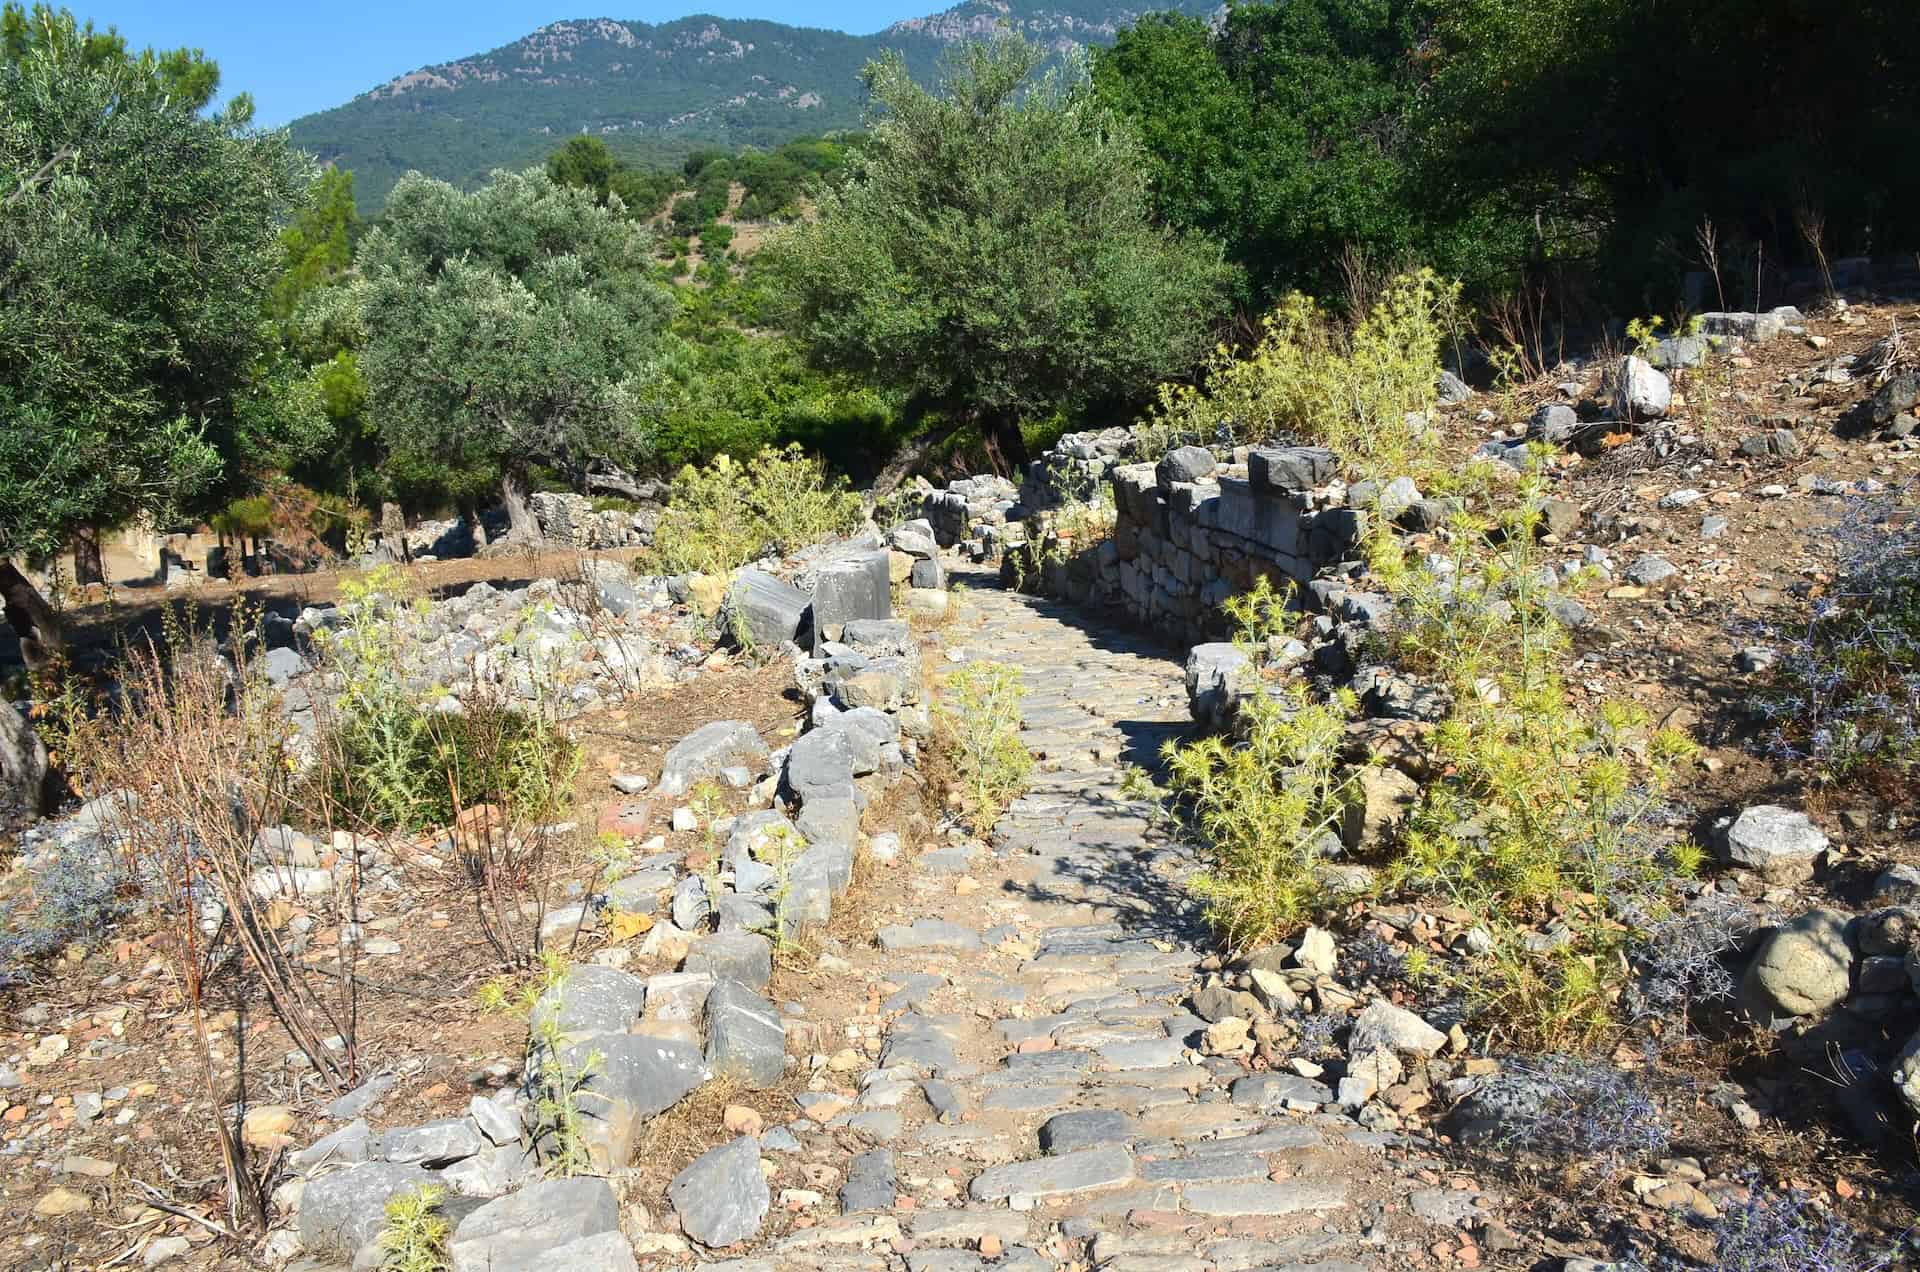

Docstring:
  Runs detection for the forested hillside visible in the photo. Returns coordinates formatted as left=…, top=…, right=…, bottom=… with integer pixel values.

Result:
left=289, top=0, right=1219, bottom=210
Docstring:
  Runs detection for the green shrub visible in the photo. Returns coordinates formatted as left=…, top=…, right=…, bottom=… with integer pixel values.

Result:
left=322, top=702, right=579, bottom=834
left=1369, top=478, right=1700, bottom=1048
left=1165, top=681, right=1363, bottom=950
left=647, top=443, right=863, bottom=576
left=934, top=661, right=1033, bottom=836
left=310, top=567, right=579, bottom=832
left=377, top=1185, right=450, bottom=1272
left=1140, top=269, right=1462, bottom=479
left=1157, top=577, right=1365, bottom=949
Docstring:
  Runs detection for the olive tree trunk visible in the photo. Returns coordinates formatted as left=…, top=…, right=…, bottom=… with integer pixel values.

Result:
left=500, top=467, right=542, bottom=544
left=0, top=559, right=66, bottom=672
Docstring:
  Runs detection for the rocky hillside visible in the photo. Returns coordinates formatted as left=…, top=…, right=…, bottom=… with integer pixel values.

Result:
left=289, top=1, right=1218, bottom=210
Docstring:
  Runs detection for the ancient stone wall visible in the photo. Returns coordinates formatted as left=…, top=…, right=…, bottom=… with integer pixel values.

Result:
left=1015, top=444, right=1377, bottom=644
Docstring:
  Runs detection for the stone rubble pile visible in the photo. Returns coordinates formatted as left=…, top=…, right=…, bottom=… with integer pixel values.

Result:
left=270, top=561, right=691, bottom=730
left=273, top=543, right=942, bottom=1266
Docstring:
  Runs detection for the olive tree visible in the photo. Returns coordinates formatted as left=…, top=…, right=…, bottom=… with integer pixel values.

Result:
left=0, top=3, right=311, bottom=667
left=356, top=168, right=673, bottom=540
left=768, top=35, right=1232, bottom=490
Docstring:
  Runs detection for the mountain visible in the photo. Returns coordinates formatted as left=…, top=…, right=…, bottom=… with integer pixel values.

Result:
left=287, top=2, right=1218, bottom=211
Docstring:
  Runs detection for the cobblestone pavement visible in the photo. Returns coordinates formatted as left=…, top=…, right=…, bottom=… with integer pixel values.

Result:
left=707, top=575, right=1491, bottom=1272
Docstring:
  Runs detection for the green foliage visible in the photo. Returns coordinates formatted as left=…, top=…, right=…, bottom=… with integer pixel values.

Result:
left=1370, top=480, right=1700, bottom=1047
left=310, top=568, right=580, bottom=831
left=2, top=2, right=220, bottom=111
left=1093, top=2, right=1428, bottom=303
left=767, top=34, right=1233, bottom=458
left=647, top=266, right=907, bottom=479
left=934, top=660, right=1033, bottom=836
left=377, top=1185, right=450, bottom=1272
left=0, top=4, right=314, bottom=557
left=355, top=167, right=674, bottom=528
left=647, top=445, right=864, bottom=576
left=1417, top=0, right=1920, bottom=300
left=1166, top=682, right=1364, bottom=950
left=1143, top=270, right=1461, bottom=479
left=546, top=136, right=678, bottom=220
left=1160, top=577, right=1366, bottom=948
left=1096, top=0, right=1920, bottom=307
left=271, top=168, right=360, bottom=327
left=527, top=958, right=602, bottom=1178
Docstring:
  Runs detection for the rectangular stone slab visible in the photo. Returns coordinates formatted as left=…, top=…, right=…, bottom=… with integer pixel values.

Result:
left=968, top=1146, right=1136, bottom=1203
left=1180, top=1178, right=1346, bottom=1216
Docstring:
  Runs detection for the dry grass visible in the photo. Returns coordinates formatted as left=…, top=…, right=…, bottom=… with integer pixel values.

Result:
left=629, top=1069, right=805, bottom=1202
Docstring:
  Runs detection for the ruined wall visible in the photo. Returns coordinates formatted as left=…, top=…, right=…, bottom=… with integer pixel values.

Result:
left=1014, top=444, right=1380, bottom=644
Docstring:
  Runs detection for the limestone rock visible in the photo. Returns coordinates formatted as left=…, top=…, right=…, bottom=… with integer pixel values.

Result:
left=448, top=1176, right=621, bottom=1272
left=1721, top=805, right=1827, bottom=880
left=298, top=1163, right=438, bottom=1255
left=1349, top=999, right=1446, bottom=1057
left=1741, top=908, right=1854, bottom=1025
left=659, top=721, right=769, bottom=798
left=1612, top=355, right=1672, bottom=421
left=669, top=1136, right=769, bottom=1247
left=722, top=569, right=811, bottom=652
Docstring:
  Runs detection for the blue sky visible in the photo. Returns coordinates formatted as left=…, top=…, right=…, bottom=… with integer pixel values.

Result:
left=78, top=2, right=934, bottom=127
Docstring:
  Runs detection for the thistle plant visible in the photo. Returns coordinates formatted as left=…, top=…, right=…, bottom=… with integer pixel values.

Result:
left=377, top=1185, right=451, bottom=1272
left=934, top=660, right=1033, bottom=835
left=1164, top=680, right=1362, bottom=950
left=1754, top=489, right=1919, bottom=785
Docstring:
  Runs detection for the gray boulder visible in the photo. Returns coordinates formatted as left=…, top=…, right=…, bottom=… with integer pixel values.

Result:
left=448, top=1177, right=621, bottom=1272
left=1721, top=805, right=1827, bottom=880
left=795, top=796, right=859, bottom=860
left=552, top=1034, right=708, bottom=1169
left=1698, top=310, right=1787, bottom=342
left=1624, top=554, right=1677, bottom=587
left=910, top=557, right=945, bottom=590
left=1741, top=908, right=1855, bottom=1026
left=1436, top=370, right=1473, bottom=403
left=1612, top=355, right=1672, bottom=421
left=440, top=1141, right=539, bottom=1200
left=669, top=1135, right=769, bottom=1247
left=1528, top=403, right=1580, bottom=444
left=722, top=569, right=811, bottom=652
left=1647, top=335, right=1709, bottom=370
left=1348, top=999, right=1446, bottom=1057
left=784, top=726, right=857, bottom=804
left=1891, top=1029, right=1920, bottom=1119
left=841, top=618, right=913, bottom=657
left=812, top=552, right=891, bottom=650
left=705, top=979, right=787, bottom=1087
left=686, top=932, right=774, bottom=991
left=825, top=656, right=916, bottom=711
left=529, top=964, right=648, bottom=1042
left=373, top=1117, right=487, bottom=1166
left=658, top=721, right=769, bottom=798
left=671, top=875, right=711, bottom=931
left=297, top=1162, right=438, bottom=1255
left=1248, top=446, right=1337, bottom=493
left=261, top=646, right=310, bottom=687
left=1185, top=643, right=1252, bottom=732
left=1157, top=445, right=1217, bottom=486
left=889, top=527, right=938, bottom=560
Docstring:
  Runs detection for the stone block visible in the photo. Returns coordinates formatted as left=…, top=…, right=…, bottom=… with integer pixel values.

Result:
left=812, top=552, right=892, bottom=651
left=722, top=569, right=811, bottom=652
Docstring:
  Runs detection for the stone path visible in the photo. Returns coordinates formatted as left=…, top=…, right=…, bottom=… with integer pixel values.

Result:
left=710, top=574, right=1485, bottom=1271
